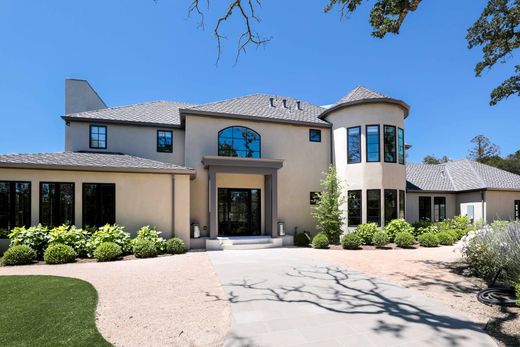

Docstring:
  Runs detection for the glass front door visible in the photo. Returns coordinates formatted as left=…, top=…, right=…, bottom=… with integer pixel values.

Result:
left=218, top=188, right=261, bottom=236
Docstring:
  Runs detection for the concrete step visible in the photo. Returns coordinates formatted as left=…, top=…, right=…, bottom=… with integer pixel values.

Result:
left=206, top=235, right=293, bottom=251
left=222, top=243, right=280, bottom=250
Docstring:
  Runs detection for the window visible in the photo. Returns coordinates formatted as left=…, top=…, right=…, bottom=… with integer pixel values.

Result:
left=366, top=125, right=380, bottom=162
left=40, top=182, right=74, bottom=227
left=514, top=200, right=520, bottom=220
left=367, top=189, right=381, bottom=226
left=434, top=197, right=446, bottom=221
left=218, top=126, right=261, bottom=158
left=157, top=130, right=173, bottom=153
left=309, top=129, right=321, bottom=142
left=89, top=125, right=107, bottom=149
left=347, top=126, right=361, bottom=164
left=466, top=205, right=475, bottom=223
left=399, top=190, right=405, bottom=219
left=348, top=190, right=362, bottom=226
left=419, top=196, right=432, bottom=221
left=0, top=181, right=31, bottom=231
left=384, top=189, right=397, bottom=224
left=398, top=128, right=405, bottom=164
left=310, top=192, right=320, bottom=205
left=82, top=183, right=115, bottom=228
left=384, top=125, right=396, bottom=163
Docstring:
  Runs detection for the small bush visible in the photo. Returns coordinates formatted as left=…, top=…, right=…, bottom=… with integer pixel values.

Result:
left=312, top=233, right=329, bottom=249
left=418, top=232, right=439, bottom=247
left=165, top=238, right=186, bottom=254
left=132, top=238, right=158, bottom=258
left=384, top=219, right=413, bottom=242
left=394, top=231, right=415, bottom=248
left=49, top=225, right=91, bottom=257
left=437, top=231, right=456, bottom=245
left=354, top=223, right=379, bottom=245
left=414, top=225, right=438, bottom=238
left=93, top=242, right=122, bottom=262
left=452, top=215, right=470, bottom=230
left=88, top=224, right=131, bottom=256
left=8, top=225, right=49, bottom=258
left=2, top=245, right=36, bottom=265
left=44, top=243, right=77, bottom=264
left=294, top=232, right=311, bottom=247
left=372, top=231, right=389, bottom=248
left=515, top=281, right=520, bottom=307
left=341, top=233, right=362, bottom=250
left=133, top=226, right=166, bottom=253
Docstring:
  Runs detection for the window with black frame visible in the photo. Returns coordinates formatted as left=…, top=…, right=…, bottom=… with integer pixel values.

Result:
left=347, top=126, right=361, bottom=164
left=82, top=183, right=115, bottom=228
left=89, top=125, right=107, bottom=149
left=0, top=181, right=31, bottom=232
left=367, top=189, right=381, bottom=226
left=515, top=200, right=520, bottom=220
left=419, top=196, right=432, bottom=221
left=384, top=189, right=397, bottom=224
left=384, top=125, right=396, bottom=163
left=218, top=126, right=261, bottom=158
left=40, top=182, right=74, bottom=227
left=366, top=125, right=380, bottom=162
left=309, top=129, right=321, bottom=142
left=348, top=190, right=362, bottom=226
left=399, top=190, right=405, bottom=219
left=398, top=128, right=405, bottom=164
left=434, top=197, right=446, bottom=221
left=157, top=130, right=173, bottom=153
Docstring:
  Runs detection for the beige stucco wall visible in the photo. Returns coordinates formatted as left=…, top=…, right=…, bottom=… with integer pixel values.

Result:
left=406, top=192, right=457, bottom=223
left=0, top=168, right=183, bottom=240
left=65, top=121, right=185, bottom=166
left=184, top=115, right=330, bottom=236
left=173, top=174, right=191, bottom=247
left=485, top=190, right=520, bottom=222
left=456, top=191, right=485, bottom=223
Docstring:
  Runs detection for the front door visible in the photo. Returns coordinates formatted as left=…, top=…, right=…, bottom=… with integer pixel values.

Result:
left=218, top=188, right=261, bottom=236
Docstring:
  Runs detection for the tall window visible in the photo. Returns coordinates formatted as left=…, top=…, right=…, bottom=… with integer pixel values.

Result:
left=83, top=183, right=115, bottom=228
left=0, top=181, right=31, bottom=231
left=90, top=125, right=107, bottom=149
left=309, top=129, right=321, bottom=142
left=40, top=182, right=74, bottom=227
left=218, top=126, right=261, bottom=158
left=367, top=189, right=381, bottom=226
left=347, top=126, right=361, bottom=164
left=366, top=125, right=380, bottom=162
left=348, top=190, right=362, bottom=226
left=514, top=200, right=520, bottom=220
left=384, top=125, right=396, bottom=163
left=384, top=189, right=397, bottom=224
left=398, top=128, right=405, bottom=164
left=157, top=130, right=173, bottom=153
left=434, top=197, right=446, bottom=221
left=399, top=190, right=405, bottom=219
left=419, top=196, right=431, bottom=221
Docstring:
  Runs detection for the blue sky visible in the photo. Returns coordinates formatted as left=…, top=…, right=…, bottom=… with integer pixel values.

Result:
left=0, top=0, right=517, bottom=163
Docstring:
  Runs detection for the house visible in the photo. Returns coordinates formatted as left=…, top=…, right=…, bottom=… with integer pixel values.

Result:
left=0, top=79, right=519, bottom=250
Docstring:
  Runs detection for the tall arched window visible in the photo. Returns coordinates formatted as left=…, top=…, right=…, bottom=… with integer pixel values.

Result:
left=218, top=126, right=261, bottom=158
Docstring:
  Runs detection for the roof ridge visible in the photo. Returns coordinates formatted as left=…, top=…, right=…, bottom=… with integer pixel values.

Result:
left=441, top=162, right=457, bottom=191
left=65, top=100, right=196, bottom=117
left=462, top=160, right=487, bottom=188
left=186, top=93, right=265, bottom=110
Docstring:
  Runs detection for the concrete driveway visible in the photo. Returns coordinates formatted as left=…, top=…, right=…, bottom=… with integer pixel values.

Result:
left=208, top=248, right=496, bottom=347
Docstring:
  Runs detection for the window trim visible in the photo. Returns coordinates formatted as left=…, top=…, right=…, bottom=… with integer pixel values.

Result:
left=217, top=126, right=261, bottom=158
left=347, top=126, right=362, bottom=164
left=365, top=124, right=380, bottom=162
left=398, top=127, right=405, bottom=165
left=0, top=181, right=31, bottom=231
left=383, top=124, right=397, bottom=163
left=347, top=189, right=362, bottom=227
left=82, top=183, right=116, bottom=228
left=418, top=196, right=432, bottom=221
left=434, top=196, right=447, bottom=222
left=39, top=182, right=75, bottom=227
left=399, top=190, right=405, bottom=219
left=309, top=129, right=322, bottom=142
left=89, top=124, right=107, bottom=149
left=156, top=130, right=173, bottom=153
left=366, top=189, right=381, bottom=226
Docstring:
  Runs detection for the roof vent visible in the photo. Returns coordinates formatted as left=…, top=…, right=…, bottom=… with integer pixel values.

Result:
left=296, top=101, right=302, bottom=110
left=282, top=99, right=288, bottom=109
left=269, top=97, right=275, bottom=107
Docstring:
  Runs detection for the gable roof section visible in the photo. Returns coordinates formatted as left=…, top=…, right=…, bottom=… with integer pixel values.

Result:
left=0, top=152, right=195, bottom=175
left=406, top=159, right=520, bottom=192
left=337, top=86, right=388, bottom=104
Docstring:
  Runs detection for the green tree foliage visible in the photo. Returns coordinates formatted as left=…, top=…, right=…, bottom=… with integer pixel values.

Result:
left=422, top=155, right=449, bottom=164
left=312, top=166, right=345, bottom=244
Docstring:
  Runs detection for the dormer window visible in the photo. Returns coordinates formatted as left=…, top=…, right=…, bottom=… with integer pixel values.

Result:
left=157, top=130, right=173, bottom=153
left=218, top=126, right=261, bottom=158
left=89, top=125, right=107, bottom=149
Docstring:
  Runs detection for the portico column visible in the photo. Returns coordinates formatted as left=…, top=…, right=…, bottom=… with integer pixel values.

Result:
left=209, top=168, right=218, bottom=238
left=271, top=170, right=279, bottom=237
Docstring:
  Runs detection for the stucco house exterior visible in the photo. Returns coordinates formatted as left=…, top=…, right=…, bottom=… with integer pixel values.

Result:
left=0, top=79, right=519, bottom=250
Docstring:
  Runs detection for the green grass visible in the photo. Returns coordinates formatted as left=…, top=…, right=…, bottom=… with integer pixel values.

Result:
left=0, top=275, right=111, bottom=347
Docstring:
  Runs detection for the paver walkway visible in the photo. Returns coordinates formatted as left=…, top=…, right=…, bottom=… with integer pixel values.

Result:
left=208, top=248, right=496, bottom=347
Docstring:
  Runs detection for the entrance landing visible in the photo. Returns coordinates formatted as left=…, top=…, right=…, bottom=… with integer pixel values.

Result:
left=206, top=236, right=294, bottom=251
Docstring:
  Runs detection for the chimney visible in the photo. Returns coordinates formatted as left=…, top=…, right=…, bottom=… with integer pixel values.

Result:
left=65, top=79, right=107, bottom=114
left=282, top=99, right=288, bottom=108
left=296, top=101, right=302, bottom=110
left=269, top=97, right=275, bottom=107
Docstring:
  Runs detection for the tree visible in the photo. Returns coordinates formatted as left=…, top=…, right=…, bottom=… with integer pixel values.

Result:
left=422, top=155, right=449, bottom=164
left=186, top=0, right=519, bottom=104
left=312, top=166, right=345, bottom=244
left=468, top=135, right=501, bottom=162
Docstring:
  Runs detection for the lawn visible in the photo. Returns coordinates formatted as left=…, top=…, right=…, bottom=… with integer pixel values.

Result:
left=0, top=275, right=111, bottom=347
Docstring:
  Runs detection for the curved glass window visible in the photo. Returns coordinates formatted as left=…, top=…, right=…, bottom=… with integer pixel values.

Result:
left=218, top=126, right=261, bottom=158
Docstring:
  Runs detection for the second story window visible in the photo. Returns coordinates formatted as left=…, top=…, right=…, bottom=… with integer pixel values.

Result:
left=157, top=130, right=173, bottom=153
left=366, top=125, right=380, bottom=162
left=398, top=128, right=405, bottom=164
left=384, top=125, right=396, bottom=163
left=347, top=126, right=361, bottom=164
left=309, top=129, right=321, bottom=142
left=218, top=126, right=260, bottom=158
left=90, top=125, right=107, bottom=149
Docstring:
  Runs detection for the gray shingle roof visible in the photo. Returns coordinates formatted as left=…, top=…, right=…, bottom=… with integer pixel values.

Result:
left=406, top=159, right=520, bottom=192
left=183, top=94, right=328, bottom=126
left=336, top=86, right=388, bottom=104
left=0, top=152, right=194, bottom=174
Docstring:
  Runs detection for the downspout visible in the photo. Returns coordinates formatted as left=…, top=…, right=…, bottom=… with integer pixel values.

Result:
left=171, top=174, right=176, bottom=238
left=481, top=189, right=486, bottom=224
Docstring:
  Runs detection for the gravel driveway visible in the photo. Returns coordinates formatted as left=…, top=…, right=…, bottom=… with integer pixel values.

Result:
left=0, top=253, right=230, bottom=347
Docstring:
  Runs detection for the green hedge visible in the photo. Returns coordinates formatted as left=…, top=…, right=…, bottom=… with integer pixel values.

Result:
left=394, top=231, right=415, bottom=248
left=312, top=233, right=329, bottom=249
left=93, top=242, right=122, bottom=262
left=2, top=245, right=36, bottom=266
left=372, top=231, right=389, bottom=248
left=418, top=232, right=439, bottom=247
left=132, top=239, right=158, bottom=258
left=341, top=233, right=362, bottom=250
left=44, top=244, right=77, bottom=264
left=165, top=238, right=186, bottom=254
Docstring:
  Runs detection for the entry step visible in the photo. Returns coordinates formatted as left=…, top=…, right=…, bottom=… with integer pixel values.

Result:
left=206, top=235, right=293, bottom=250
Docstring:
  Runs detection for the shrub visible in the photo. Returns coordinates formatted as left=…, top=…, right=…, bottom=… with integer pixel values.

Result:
left=394, top=231, right=415, bottom=248
left=354, top=223, right=379, bottom=245
left=132, top=239, right=158, bottom=258
left=452, top=215, right=471, bottom=230
left=132, top=226, right=166, bottom=253
left=515, top=281, right=520, bottom=307
left=435, top=219, right=452, bottom=233
left=312, top=233, right=329, bottom=249
left=418, top=232, right=439, bottom=247
left=165, top=238, right=186, bottom=254
left=8, top=225, right=49, bottom=258
left=294, top=232, right=311, bottom=247
left=88, top=224, right=131, bottom=256
left=49, top=225, right=91, bottom=257
left=93, top=242, right=122, bottom=262
left=384, top=219, right=413, bottom=242
left=2, top=245, right=36, bottom=265
left=44, top=243, right=77, bottom=264
left=341, top=233, right=362, bottom=250
left=0, top=228, right=9, bottom=239
left=414, top=225, right=438, bottom=238
left=372, top=231, right=389, bottom=248
left=437, top=231, right=456, bottom=246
